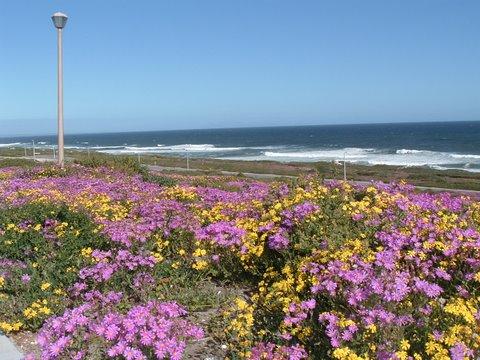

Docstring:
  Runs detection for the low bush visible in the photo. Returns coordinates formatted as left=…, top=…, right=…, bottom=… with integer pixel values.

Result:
left=0, top=203, right=110, bottom=332
left=0, top=158, right=36, bottom=168
left=74, top=154, right=147, bottom=175
left=141, top=173, right=177, bottom=187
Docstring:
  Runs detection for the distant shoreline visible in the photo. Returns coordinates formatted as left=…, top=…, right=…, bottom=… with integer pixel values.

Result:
left=2, top=121, right=480, bottom=173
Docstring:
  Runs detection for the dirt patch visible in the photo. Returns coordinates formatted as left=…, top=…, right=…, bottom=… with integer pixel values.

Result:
left=185, top=308, right=229, bottom=359
left=10, top=331, right=40, bottom=357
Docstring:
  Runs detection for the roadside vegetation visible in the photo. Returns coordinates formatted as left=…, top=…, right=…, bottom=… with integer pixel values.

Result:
left=0, top=162, right=479, bottom=359
left=2, top=147, right=480, bottom=190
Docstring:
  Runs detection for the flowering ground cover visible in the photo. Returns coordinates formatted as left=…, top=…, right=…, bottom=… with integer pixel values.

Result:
left=0, top=164, right=479, bottom=359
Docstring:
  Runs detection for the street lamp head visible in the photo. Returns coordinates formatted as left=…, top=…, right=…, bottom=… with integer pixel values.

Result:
left=51, top=12, right=68, bottom=29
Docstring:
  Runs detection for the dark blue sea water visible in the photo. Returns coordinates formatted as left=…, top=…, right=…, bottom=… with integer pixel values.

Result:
left=2, top=121, right=480, bottom=171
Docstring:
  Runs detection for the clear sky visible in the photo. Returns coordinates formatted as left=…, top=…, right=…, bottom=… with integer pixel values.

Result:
left=1, top=0, right=479, bottom=136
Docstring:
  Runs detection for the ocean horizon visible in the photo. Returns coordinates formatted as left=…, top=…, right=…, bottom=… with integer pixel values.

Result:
left=2, top=121, right=480, bottom=172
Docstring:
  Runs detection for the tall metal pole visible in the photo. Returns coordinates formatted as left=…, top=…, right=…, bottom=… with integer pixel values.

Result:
left=57, top=27, right=65, bottom=168
left=52, top=12, right=67, bottom=167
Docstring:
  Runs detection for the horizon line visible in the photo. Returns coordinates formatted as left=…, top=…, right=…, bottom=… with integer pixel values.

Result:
left=1, top=118, right=480, bottom=139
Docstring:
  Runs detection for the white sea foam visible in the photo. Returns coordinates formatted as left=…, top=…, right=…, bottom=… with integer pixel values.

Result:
left=64, top=146, right=84, bottom=149
left=64, top=145, right=127, bottom=150
left=223, top=147, right=480, bottom=172
left=450, top=154, right=480, bottom=159
left=0, top=142, right=22, bottom=147
left=264, top=148, right=376, bottom=160
left=396, top=149, right=424, bottom=154
left=89, top=145, right=126, bottom=150
left=99, top=144, right=244, bottom=155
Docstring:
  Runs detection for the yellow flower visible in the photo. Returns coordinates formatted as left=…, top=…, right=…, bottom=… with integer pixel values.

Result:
left=193, top=248, right=207, bottom=257
left=444, top=298, right=477, bottom=324
left=192, top=260, right=208, bottom=270
left=81, top=247, right=93, bottom=257
left=0, top=321, right=22, bottom=333
left=23, top=307, right=37, bottom=319
left=400, top=339, right=410, bottom=351
left=332, top=347, right=366, bottom=360
left=367, top=324, right=377, bottom=334
left=40, top=306, right=51, bottom=315
left=152, top=252, right=164, bottom=263
left=41, top=282, right=51, bottom=291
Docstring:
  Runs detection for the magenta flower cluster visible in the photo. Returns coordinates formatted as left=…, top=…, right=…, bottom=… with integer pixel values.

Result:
left=37, top=296, right=203, bottom=360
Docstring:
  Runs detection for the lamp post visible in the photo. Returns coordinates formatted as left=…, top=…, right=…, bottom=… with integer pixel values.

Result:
left=51, top=12, right=68, bottom=168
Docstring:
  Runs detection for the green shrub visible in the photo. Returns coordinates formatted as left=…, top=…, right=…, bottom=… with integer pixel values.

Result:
left=0, top=203, right=110, bottom=331
left=0, top=158, right=36, bottom=168
left=75, top=154, right=147, bottom=175
left=141, top=173, right=178, bottom=187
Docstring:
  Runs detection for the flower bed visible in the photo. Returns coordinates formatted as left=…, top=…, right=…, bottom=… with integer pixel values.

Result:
left=0, top=165, right=479, bottom=359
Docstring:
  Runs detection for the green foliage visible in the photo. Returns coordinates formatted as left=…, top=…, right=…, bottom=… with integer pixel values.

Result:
left=141, top=173, right=178, bottom=187
left=74, top=154, right=147, bottom=175
left=21, top=165, right=73, bottom=179
left=0, top=158, right=36, bottom=168
left=0, top=203, right=110, bottom=330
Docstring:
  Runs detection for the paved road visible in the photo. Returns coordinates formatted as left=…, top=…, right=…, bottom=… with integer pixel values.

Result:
left=0, top=335, right=23, bottom=359
left=147, top=164, right=297, bottom=180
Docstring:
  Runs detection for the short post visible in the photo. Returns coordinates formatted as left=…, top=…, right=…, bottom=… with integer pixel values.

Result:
left=186, top=146, right=190, bottom=170
left=53, top=146, right=56, bottom=160
left=343, top=152, right=347, bottom=181
left=24, top=146, right=27, bottom=157
left=32, top=140, right=36, bottom=161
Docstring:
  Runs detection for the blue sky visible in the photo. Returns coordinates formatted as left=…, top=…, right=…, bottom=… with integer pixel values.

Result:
left=1, top=0, right=479, bottom=136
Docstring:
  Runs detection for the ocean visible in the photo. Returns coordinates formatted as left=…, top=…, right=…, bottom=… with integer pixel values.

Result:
left=2, top=121, right=480, bottom=172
